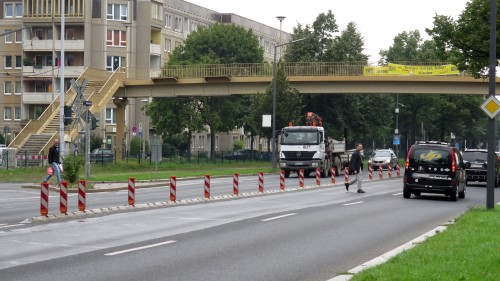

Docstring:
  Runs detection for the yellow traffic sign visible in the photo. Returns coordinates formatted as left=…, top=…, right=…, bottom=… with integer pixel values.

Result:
left=480, top=96, right=500, bottom=119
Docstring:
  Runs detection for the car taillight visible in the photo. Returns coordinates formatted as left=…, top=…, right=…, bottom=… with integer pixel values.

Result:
left=405, top=146, right=413, bottom=169
left=451, top=149, right=456, bottom=172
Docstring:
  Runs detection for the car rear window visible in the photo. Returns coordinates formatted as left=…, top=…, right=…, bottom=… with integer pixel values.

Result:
left=411, top=147, right=451, bottom=165
left=462, top=151, right=487, bottom=162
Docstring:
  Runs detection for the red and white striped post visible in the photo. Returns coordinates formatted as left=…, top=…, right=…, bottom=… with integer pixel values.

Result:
left=258, top=172, right=264, bottom=193
left=204, top=175, right=210, bottom=199
left=60, top=181, right=68, bottom=214
left=170, top=176, right=176, bottom=201
left=315, top=168, right=321, bottom=186
left=233, top=173, right=239, bottom=196
left=128, top=178, right=135, bottom=206
left=344, top=167, right=349, bottom=184
left=396, top=164, right=401, bottom=177
left=368, top=165, right=373, bottom=180
left=379, top=165, right=383, bottom=180
left=78, top=180, right=86, bottom=212
left=280, top=170, right=286, bottom=190
left=40, top=181, right=49, bottom=216
left=388, top=164, right=393, bottom=178
left=331, top=167, right=336, bottom=184
left=299, top=169, right=305, bottom=188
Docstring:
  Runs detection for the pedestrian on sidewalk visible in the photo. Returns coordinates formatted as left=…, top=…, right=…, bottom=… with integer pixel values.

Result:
left=345, top=143, right=365, bottom=193
left=43, top=138, right=62, bottom=186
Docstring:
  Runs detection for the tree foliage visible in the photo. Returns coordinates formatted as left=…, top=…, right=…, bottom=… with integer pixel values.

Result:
left=426, top=0, right=500, bottom=77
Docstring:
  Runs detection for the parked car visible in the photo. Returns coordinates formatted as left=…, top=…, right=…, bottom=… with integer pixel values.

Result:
left=223, top=149, right=262, bottom=161
left=403, top=141, right=469, bottom=201
left=368, top=149, right=398, bottom=170
left=462, top=149, right=500, bottom=187
left=90, top=149, right=114, bottom=163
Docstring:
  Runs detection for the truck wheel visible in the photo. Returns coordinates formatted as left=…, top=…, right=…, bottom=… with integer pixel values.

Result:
left=284, top=170, right=290, bottom=178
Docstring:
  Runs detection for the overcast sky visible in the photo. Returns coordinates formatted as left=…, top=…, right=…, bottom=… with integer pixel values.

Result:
left=184, top=0, right=470, bottom=62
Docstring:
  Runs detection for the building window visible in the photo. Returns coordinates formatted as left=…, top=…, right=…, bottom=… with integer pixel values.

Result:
left=5, top=30, right=12, bottom=43
left=15, top=3, right=22, bottom=17
left=92, top=0, right=101, bottom=18
left=14, top=81, right=21, bottom=95
left=165, top=39, right=171, bottom=52
left=14, top=107, right=21, bottom=120
left=15, top=56, right=21, bottom=68
left=4, top=107, right=11, bottom=120
left=174, top=17, right=183, bottom=32
left=4, top=81, right=12, bottom=95
left=4, top=3, right=20, bottom=18
left=5, top=56, right=12, bottom=69
left=15, top=29, right=22, bottom=43
left=107, top=4, right=128, bottom=21
left=106, top=30, right=126, bottom=47
left=151, top=2, right=163, bottom=21
left=106, top=56, right=125, bottom=71
left=165, top=14, right=172, bottom=29
left=105, top=108, right=116, bottom=124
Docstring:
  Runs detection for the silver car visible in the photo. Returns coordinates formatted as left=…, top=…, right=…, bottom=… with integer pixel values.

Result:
left=368, top=149, right=398, bottom=170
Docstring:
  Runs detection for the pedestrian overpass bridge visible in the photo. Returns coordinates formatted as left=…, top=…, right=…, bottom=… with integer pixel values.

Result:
left=116, top=62, right=500, bottom=98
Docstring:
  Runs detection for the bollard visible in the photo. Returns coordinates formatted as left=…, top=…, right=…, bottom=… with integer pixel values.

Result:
left=233, top=173, right=239, bottom=196
left=315, top=168, right=321, bottom=186
left=204, top=175, right=210, bottom=199
left=258, top=172, right=264, bottom=193
left=128, top=178, right=135, bottom=206
left=170, top=176, right=176, bottom=201
left=369, top=165, right=373, bottom=180
left=379, top=165, right=383, bottom=180
left=280, top=170, right=286, bottom=190
left=299, top=169, right=305, bottom=188
left=78, top=180, right=86, bottom=212
left=344, top=167, right=349, bottom=184
left=40, top=182, right=49, bottom=216
left=396, top=164, right=401, bottom=177
left=388, top=164, right=393, bottom=178
left=331, top=167, right=336, bottom=184
left=60, top=181, right=68, bottom=214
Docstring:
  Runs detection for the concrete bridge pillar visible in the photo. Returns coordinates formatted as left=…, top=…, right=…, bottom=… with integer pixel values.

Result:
left=113, top=98, right=129, bottom=161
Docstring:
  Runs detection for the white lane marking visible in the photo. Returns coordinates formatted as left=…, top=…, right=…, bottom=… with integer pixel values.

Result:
left=105, top=240, right=176, bottom=256
left=343, top=201, right=364, bottom=206
left=0, top=224, right=23, bottom=229
left=261, top=213, right=297, bottom=222
left=0, top=223, right=7, bottom=226
left=393, top=192, right=403, bottom=196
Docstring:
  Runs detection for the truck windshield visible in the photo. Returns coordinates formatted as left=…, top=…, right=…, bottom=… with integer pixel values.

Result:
left=281, top=131, right=319, bottom=145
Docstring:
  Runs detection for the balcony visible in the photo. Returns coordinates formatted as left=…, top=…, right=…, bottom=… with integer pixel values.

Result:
left=22, top=92, right=55, bottom=104
left=150, top=43, right=161, bottom=56
left=23, top=39, right=84, bottom=52
left=24, top=66, right=85, bottom=78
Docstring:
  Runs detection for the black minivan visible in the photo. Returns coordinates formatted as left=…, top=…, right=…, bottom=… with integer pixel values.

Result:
left=403, top=141, right=469, bottom=201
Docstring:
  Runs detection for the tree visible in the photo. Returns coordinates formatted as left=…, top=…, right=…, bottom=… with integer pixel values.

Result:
left=154, top=23, right=264, bottom=159
left=426, top=0, right=500, bottom=77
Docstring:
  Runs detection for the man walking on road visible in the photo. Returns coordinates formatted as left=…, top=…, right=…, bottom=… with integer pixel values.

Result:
left=345, top=143, right=365, bottom=193
left=43, top=138, right=62, bottom=186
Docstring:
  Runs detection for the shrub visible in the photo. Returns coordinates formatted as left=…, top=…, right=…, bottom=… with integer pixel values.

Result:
left=233, top=140, right=244, bottom=150
left=62, top=154, right=84, bottom=184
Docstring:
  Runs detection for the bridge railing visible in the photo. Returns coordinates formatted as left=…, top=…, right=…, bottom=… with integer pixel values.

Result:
left=157, top=61, right=459, bottom=79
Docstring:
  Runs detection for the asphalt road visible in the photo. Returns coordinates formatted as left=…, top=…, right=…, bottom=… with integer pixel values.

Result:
left=0, top=177, right=498, bottom=280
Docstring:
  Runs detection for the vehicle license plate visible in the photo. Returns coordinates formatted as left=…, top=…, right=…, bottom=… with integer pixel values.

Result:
left=413, top=173, right=430, bottom=178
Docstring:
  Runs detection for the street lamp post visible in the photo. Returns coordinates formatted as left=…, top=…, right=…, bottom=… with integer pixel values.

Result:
left=276, top=16, right=286, bottom=59
left=271, top=38, right=306, bottom=169
left=141, top=98, right=149, bottom=159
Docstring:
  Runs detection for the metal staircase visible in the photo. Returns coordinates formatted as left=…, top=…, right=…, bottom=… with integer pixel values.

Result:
left=9, top=68, right=126, bottom=166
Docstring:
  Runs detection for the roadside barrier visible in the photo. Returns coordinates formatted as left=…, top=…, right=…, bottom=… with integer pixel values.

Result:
left=233, top=173, right=239, bottom=196
left=128, top=178, right=135, bottom=206
left=344, top=167, right=349, bottom=184
left=78, top=180, right=86, bottom=211
left=396, top=164, right=401, bottom=177
left=204, top=175, right=210, bottom=199
left=280, top=170, right=285, bottom=190
left=299, top=169, right=305, bottom=188
left=388, top=164, right=393, bottom=178
left=316, top=168, right=321, bottom=186
left=40, top=182, right=49, bottom=216
left=170, top=176, right=176, bottom=201
left=331, top=167, right=336, bottom=184
left=258, top=172, right=264, bottom=193
left=60, top=181, right=68, bottom=214
left=379, top=165, right=383, bottom=180
left=368, top=165, right=373, bottom=180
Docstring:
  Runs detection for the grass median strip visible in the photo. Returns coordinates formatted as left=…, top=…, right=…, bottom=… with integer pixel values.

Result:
left=351, top=206, right=500, bottom=281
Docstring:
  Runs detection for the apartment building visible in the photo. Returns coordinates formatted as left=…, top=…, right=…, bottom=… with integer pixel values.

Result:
left=0, top=0, right=289, bottom=159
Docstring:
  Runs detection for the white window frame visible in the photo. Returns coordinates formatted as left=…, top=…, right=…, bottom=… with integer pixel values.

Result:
left=14, top=107, right=21, bottom=120
left=15, top=3, right=22, bottom=17
left=165, top=14, right=172, bottom=29
left=4, top=3, right=13, bottom=18
left=15, top=29, right=22, bottom=43
left=4, top=107, right=11, bottom=121
left=107, top=4, right=128, bottom=21
left=5, top=30, right=12, bottom=43
left=105, top=108, right=116, bottom=124
left=4, top=56, right=12, bottom=69
left=15, top=55, right=21, bottom=69
left=106, top=56, right=126, bottom=71
left=4, top=81, right=12, bottom=95
left=106, top=30, right=126, bottom=47
left=165, top=38, right=171, bottom=52
left=14, top=81, right=21, bottom=95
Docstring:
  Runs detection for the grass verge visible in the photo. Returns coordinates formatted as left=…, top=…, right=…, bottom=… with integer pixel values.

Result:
left=351, top=206, right=500, bottom=281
